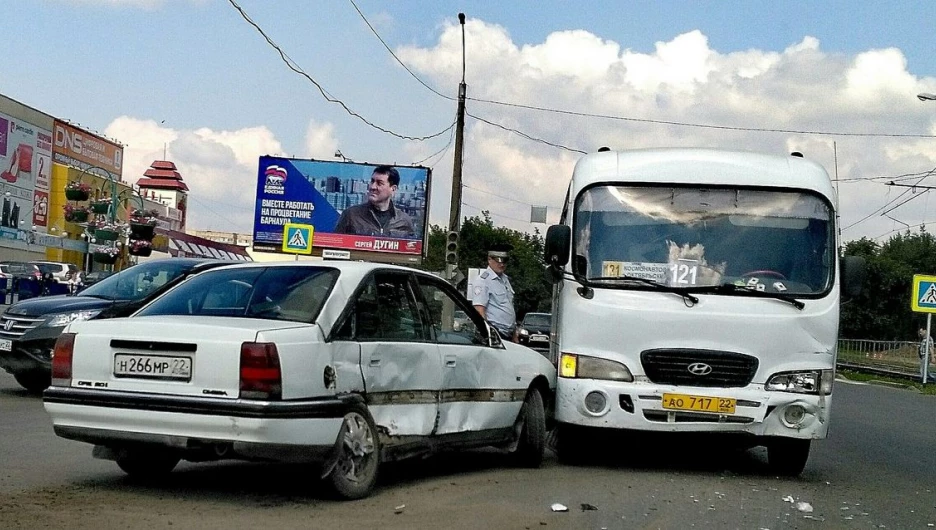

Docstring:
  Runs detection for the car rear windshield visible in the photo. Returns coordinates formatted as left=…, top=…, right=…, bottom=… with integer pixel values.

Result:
left=523, top=313, right=551, bottom=327
left=136, top=266, right=339, bottom=324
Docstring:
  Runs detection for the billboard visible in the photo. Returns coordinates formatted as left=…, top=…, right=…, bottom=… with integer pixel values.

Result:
left=52, top=120, right=124, bottom=180
left=252, top=156, right=430, bottom=261
left=0, top=112, right=53, bottom=231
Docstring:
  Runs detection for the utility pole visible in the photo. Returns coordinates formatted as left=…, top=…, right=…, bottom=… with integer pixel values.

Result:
left=446, top=12, right=467, bottom=283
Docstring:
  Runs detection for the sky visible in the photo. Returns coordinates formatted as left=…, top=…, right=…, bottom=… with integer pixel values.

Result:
left=4, top=0, right=936, bottom=245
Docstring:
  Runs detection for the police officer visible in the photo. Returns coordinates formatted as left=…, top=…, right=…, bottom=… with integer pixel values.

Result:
left=472, top=243, right=517, bottom=342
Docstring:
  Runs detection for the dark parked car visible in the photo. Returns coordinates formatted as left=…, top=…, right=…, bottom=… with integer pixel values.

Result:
left=0, top=261, right=42, bottom=283
left=0, top=258, right=225, bottom=392
left=518, top=312, right=552, bottom=352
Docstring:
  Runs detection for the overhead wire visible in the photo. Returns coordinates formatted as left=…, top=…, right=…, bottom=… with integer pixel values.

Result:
left=226, top=0, right=454, bottom=142
left=188, top=196, right=248, bottom=229
left=462, top=201, right=532, bottom=224
left=468, top=97, right=936, bottom=139
left=348, top=0, right=454, bottom=102
left=412, top=121, right=457, bottom=166
left=466, top=112, right=587, bottom=154
left=463, top=183, right=562, bottom=209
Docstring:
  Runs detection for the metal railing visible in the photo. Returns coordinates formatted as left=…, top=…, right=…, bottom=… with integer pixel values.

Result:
left=837, top=339, right=923, bottom=380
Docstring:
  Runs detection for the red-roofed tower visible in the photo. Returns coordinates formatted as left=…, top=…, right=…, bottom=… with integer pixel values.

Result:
left=136, top=160, right=189, bottom=229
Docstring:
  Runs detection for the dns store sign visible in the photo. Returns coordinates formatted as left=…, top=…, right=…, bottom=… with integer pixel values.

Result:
left=52, top=120, right=123, bottom=176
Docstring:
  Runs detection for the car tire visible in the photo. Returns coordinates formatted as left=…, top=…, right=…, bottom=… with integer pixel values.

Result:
left=13, top=371, right=50, bottom=394
left=326, top=404, right=381, bottom=500
left=766, top=437, right=810, bottom=476
left=512, top=389, right=546, bottom=468
left=116, top=448, right=180, bottom=477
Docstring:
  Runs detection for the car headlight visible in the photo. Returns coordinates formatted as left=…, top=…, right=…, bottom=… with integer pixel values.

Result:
left=519, top=328, right=529, bottom=336
left=766, top=370, right=833, bottom=395
left=46, top=310, right=103, bottom=327
left=560, top=353, right=633, bottom=382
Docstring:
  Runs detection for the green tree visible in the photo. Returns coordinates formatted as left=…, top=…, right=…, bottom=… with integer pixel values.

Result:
left=841, top=231, right=936, bottom=340
left=421, top=212, right=551, bottom=318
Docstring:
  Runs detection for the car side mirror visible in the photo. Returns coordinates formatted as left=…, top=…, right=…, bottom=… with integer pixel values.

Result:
left=841, top=255, right=867, bottom=299
left=545, top=225, right=571, bottom=285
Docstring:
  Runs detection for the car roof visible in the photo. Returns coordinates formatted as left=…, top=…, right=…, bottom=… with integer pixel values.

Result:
left=202, top=260, right=426, bottom=281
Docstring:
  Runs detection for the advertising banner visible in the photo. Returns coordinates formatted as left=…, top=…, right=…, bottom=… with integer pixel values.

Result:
left=0, top=112, right=53, bottom=230
left=252, top=156, right=429, bottom=258
left=52, top=120, right=123, bottom=180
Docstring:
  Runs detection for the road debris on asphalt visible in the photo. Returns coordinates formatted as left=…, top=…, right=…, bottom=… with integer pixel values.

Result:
left=550, top=503, right=568, bottom=512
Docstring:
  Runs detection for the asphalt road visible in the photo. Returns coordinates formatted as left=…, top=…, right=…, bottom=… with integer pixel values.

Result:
left=1, top=371, right=935, bottom=529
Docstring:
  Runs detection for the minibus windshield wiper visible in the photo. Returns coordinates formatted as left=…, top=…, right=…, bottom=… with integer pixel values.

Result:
left=587, top=276, right=700, bottom=305
left=693, top=283, right=805, bottom=310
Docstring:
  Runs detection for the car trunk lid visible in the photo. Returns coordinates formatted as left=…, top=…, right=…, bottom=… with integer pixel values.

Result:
left=67, top=316, right=303, bottom=398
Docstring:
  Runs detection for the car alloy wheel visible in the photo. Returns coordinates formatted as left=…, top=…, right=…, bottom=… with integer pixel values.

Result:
left=328, top=405, right=380, bottom=499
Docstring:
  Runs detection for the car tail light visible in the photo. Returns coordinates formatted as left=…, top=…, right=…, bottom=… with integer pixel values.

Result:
left=51, top=333, right=76, bottom=386
left=240, top=342, right=281, bottom=400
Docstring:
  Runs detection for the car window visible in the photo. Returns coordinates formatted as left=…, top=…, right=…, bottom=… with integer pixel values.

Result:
left=523, top=314, right=551, bottom=327
left=337, top=273, right=426, bottom=342
left=416, top=276, right=485, bottom=346
left=137, top=266, right=339, bottom=324
left=80, top=260, right=200, bottom=301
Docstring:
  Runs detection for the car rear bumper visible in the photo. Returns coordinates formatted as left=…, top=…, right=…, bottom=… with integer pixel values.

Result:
left=44, top=387, right=357, bottom=461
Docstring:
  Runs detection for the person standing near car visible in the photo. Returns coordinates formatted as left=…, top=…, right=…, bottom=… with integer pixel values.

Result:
left=472, top=243, right=518, bottom=342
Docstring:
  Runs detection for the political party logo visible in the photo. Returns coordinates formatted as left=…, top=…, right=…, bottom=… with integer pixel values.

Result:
left=263, top=165, right=287, bottom=195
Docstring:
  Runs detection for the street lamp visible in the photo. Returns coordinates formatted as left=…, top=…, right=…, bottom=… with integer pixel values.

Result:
left=918, top=93, right=936, bottom=102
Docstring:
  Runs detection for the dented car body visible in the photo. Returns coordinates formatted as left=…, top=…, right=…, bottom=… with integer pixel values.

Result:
left=43, top=262, right=556, bottom=499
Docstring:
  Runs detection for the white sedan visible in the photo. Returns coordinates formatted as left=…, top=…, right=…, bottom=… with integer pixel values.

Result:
left=43, top=261, right=556, bottom=499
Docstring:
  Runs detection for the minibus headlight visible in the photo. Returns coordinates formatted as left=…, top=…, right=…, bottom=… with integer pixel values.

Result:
left=766, top=370, right=833, bottom=395
left=560, top=353, right=633, bottom=382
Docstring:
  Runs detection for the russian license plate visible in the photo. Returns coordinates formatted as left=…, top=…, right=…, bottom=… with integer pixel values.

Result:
left=530, top=334, right=548, bottom=342
left=114, top=354, right=192, bottom=381
left=0, top=339, right=11, bottom=352
left=662, top=393, right=736, bottom=414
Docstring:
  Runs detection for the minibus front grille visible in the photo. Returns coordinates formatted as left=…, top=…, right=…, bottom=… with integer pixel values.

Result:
left=643, top=410, right=755, bottom=424
left=640, top=349, right=758, bottom=387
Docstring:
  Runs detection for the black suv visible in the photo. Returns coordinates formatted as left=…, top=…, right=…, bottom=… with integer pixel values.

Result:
left=0, top=258, right=226, bottom=392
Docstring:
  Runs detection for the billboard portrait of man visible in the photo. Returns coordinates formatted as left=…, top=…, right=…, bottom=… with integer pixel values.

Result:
left=333, top=165, right=416, bottom=238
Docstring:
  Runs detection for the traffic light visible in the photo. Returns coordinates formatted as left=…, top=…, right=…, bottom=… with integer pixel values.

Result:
left=445, top=230, right=459, bottom=264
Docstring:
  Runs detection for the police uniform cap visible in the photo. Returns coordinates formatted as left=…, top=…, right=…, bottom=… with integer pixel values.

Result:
left=488, top=243, right=513, bottom=258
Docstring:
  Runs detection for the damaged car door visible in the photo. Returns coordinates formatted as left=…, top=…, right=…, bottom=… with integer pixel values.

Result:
left=348, top=271, right=441, bottom=437
left=415, top=275, right=523, bottom=437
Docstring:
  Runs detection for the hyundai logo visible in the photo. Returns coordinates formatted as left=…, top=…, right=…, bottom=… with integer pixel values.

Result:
left=687, top=362, right=713, bottom=376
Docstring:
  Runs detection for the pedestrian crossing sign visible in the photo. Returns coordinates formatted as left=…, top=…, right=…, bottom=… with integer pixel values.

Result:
left=282, top=223, right=314, bottom=254
left=912, top=274, right=936, bottom=313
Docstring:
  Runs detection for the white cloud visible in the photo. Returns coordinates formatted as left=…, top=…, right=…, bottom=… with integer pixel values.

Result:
left=302, top=120, right=339, bottom=160
left=104, top=117, right=289, bottom=232
left=107, top=23, right=936, bottom=242
left=397, top=22, right=936, bottom=239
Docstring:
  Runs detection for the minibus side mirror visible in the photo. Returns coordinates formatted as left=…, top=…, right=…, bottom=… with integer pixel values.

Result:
left=841, top=255, right=867, bottom=299
left=545, top=225, right=571, bottom=284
